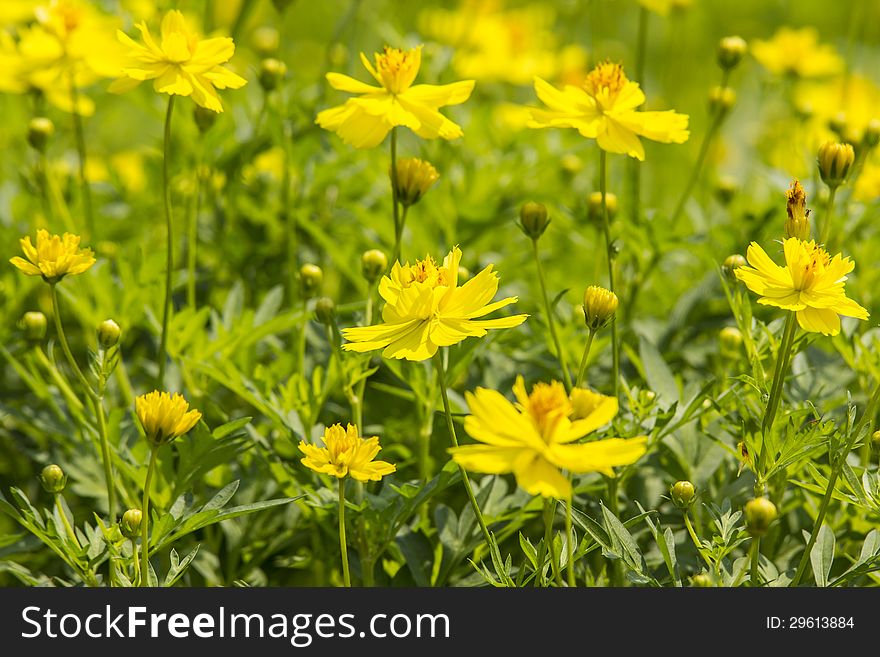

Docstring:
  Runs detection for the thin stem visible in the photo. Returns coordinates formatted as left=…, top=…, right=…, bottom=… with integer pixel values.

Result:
left=791, top=378, right=880, bottom=586
left=599, top=150, right=619, bottom=398
left=157, top=95, right=176, bottom=388
left=758, top=312, right=798, bottom=476
left=69, top=76, right=94, bottom=238
left=49, top=284, right=95, bottom=401
left=338, top=478, right=351, bottom=587
left=531, top=239, right=573, bottom=391
left=575, top=329, right=597, bottom=388
left=352, top=290, right=375, bottom=433
left=94, top=392, right=117, bottom=523
left=140, top=445, right=159, bottom=587
left=282, top=120, right=297, bottom=306
left=390, top=127, right=401, bottom=263
left=187, top=159, right=203, bottom=309
left=55, top=495, right=80, bottom=548
left=750, top=537, right=761, bottom=586
left=434, top=353, right=494, bottom=548
left=32, top=345, right=83, bottom=414
left=131, top=539, right=140, bottom=586
left=627, top=5, right=649, bottom=226
left=684, top=511, right=713, bottom=569
left=819, top=186, right=838, bottom=247
left=670, top=112, right=723, bottom=227
left=394, top=206, right=409, bottom=265
left=565, top=494, right=575, bottom=587
left=535, top=498, right=555, bottom=587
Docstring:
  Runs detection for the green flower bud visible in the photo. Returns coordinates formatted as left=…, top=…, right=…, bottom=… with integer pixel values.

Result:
left=671, top=480, right=696, bottom=509
left=690, top=573, right=713, bottom=587
left=871, top=430, right=880, bottom=450
left=40, top=464, right=67, bottom=494
left=744, top=497, right=777, bottom=537
left=722, top=253, right=746, bottom=279
left=120, top=508, right=142, bottom=539
left=717, top=36, right=747, bottom=71
left=587, top=191, right=617, bottom=223
left=361, top=249, right=388, bottom=282
left=393, top=158, right=440, bottom=207
left=258, top=58, right=287, bottom=92
left=518, top=201, right=550, bottom=240
left=719, top=326, right=743, bottom=356
left=251, top=26, right=279, bottom=57
left=817, top=141, right=855, bottom=188
left=97, top=319, right=121, bottom=349
left=862, top=119, right=880, bottom=150
left=314, top=297, right=336, bottom=324
left=21, top=311, right=47, bottom=342
left=28, top=117, right=55, bottom=152
left=299, top=264, right=323, bottom=299
left=828, top=113, right=848, bottom=139
left=708, top=86, right=736, bottom=118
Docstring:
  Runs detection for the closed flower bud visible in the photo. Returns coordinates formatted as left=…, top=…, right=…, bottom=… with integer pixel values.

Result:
left=587, top=191, right=617, bottom=223
left=120, top=509, right=142, bottom=539
left=519, top=201, right=550, bottom=239
left=27, top=117, right=55, bottom=152
left=560, top=153, right=583, bottom=175
left=690, top=573, right=713, bottom=587
left=828, top=113, right=848, bottom=139
left=582, top=285, right=618, bottom=331
left=361, top=249, right=388, bottom=282
left=457, top=265, right=471, bottom=282
left=818, top=142, right=855, bottom=188
left=722, top=253, right=746, bottom=278
left=258, top=58, right=287, bottom=92
left=393, top=158, right=439, bottom=207
left=21, top=311, right=47, bottom=341
left=720, top=326, right=743, bottom=355
left=862, top=119, right=880, bottom=150
left=314, top=297, right=336, bottom=324
left=744, top=497, right=777, bottom=537
left=40, top=464, right=66, bottom=494
left=715, top=177, right=738, bottom=205
left=708, top=86, right=736, bottom=118
left=872, top=430, right=880, bottom=450
left=717, top=36, right=747, bottom=70
left=97, top=319, right=121, bottom=349
left=671, top=480, right=696, bottom=508
left=784, top=179, right=811, bottom=240
left=251, top=26, right=279, bottom=56
left=299, top=264, right=323, bottom=299
left=193, top=105, right=217, bottom=133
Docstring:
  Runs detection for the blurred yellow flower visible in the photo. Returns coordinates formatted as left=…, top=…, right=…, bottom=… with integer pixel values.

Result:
left=450, top=377, right=647, bottom=499
left=110, top=9, right=247, bottom=112
left=316, top=45, right=475, bottom=149
left=735, top=238, right=868, bottom=335
left=299, top=423, right=396, bottom=482
left=638, top=0, right=692, bottom=16
left=854, top=158, right=880, bottom=202
left=796, top=75, right=880, bottom=144
left=752, top=27, right=843, bottom=79
left=10, top=229, right=95, bottom=283
left=135, top=391, right=202, bottom=446
left=528, top=61, right=689, bottom=160
left=342, top=246, right=527, bottom=360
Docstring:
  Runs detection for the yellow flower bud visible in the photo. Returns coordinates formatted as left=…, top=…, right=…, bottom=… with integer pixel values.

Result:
left=299, top=264, right=323, bottom=299
left=717, top=36, right=747, bottom=71
left=135, top=391, right=202, bottom=447
left=258, top=58, right=287, bottom=92
left=582, top=285, right=618, bottom=331
left=744, top=497, right=777, bottom=537
left=361, top=249, right=388, bottom=282
left=120, top=509, right=142, bottom=539
left=690, top=573, right=713, bottom=587
left=97, top=319, right=121, bottom=349
left=587, top=191, right=618, bottom=223
left=872, top=430, right=880, bottom=450
left=27, top=117, right=55, bottom=152
left=670, top=480, right=696, bottom=508
left=40, top=464, right=66, bottom=494
left=392, top=157, right=439, bottom=207
left=21, top=311, right=47, bottom=341
left=817, top=142, right=855, bottom=188
left=708, top=86, right=736, bottom=118
left=519, top=201, right=550, bottom=239
left=251, top=26, right=279, bottom=57
left=719, top=326, right=743, bottom=356
left=722, top=254, right=746, bottom=279
left=560, top=153, right=583, bottom=176
left=314, top=297, right=336, bottom=324
left=784, top=179, right=811, bottom=240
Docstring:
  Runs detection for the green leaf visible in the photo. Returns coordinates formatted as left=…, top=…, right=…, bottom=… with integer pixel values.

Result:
left=810, top=525, right=835, bottom=587
left=638, top=337, right=679, bottom=409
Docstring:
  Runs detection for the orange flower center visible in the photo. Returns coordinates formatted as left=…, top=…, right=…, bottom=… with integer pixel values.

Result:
left=526, top=382, right=571, bottom=440
left=583, top=61, right=627, bottom=98
left=797, top=242, right=831, bottom=289
left=400, top=255, right=450, bottom=289
left=375, top=47, right=418, bottom=94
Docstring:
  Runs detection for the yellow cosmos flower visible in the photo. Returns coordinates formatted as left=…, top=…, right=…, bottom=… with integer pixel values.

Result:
left=341, top=246, right=527, bottom=361
left=299, top=423, right=396, bottom=482
left=10, top=229, right=95, bottom=283
left=315, top=45, right=475, bottom=149
left=109, top=10, right=247, bottom=112
left=528, top=60, right=689, bottom=160
left=135, top=391, right=202, bottom=446
left=450, top=377, right=647, bottom=499
left=735, top=238, right=869, bottom=335
left=752, top=27, right=843, bottom=79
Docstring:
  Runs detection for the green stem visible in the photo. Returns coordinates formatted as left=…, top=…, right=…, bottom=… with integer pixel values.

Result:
left=750, top=537, right=761, bottom=586
left=628, top=5, right=649, bottom=226
left=565, top=494, right=575, bottom=587
left=94, top=391, right=117, bottom=523
left=758, top=312, right=798, bottom=477
left=140, top=445, right=159, bottom=587
left=32, top=345, right=83, bottom=414
left=394, top=206, right=409, bottom=265
left=158, top=95, right=176, bottom=388
left=69, top=75, right=94, bottom=238
left=575, top=329, right=597, bottom=388
left=684, top=510, right=713, bottom=569
left=819, top=185, right=838, bottom=247
left=535, top=498, right=555, bottom=587
left=55, top=495, right=80, bottom=548
left=131, top=539, right=140, bottom=586
left=390, top=127, right=402, bottom=263
left=599, top=150, right=619, bottom=398
left=531, top=239, right=573, bottom=391
left=670, top=111, right=723, bottom=227
left=434, top=353, right=494, bottom=548
left=790, top=378, right=880, bottom=586
left=49, top=284, right=95, bottom=400
left=352, top=291, right=375, bottom=433
left=338, top=478, right=351, bottom=587
left=187, top=158, right=203, bottom=309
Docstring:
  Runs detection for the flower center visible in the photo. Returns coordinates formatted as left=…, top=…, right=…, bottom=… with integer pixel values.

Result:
left=583, top=61, right=627, bottom=100
left=375, top=46, right=418, bottom=94
left=798, top=242, right=831, bottom=289
left=400, top=255, right=450, bottom=289
left=526, top=382, right=571, bottom=440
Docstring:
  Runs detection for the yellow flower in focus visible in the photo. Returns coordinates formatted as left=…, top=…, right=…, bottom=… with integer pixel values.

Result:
left=10, top=229, right=96, bottom=283
left=316, top=45, right=475, bottom=149
left=528, top=61, right=689, bottom=160
left=299, top=424, right=396, bottom=482
left=110, top=10, right=247, bottom=112
left=450, top=377, right=647, bottom=499
left=752, top=27, right=843, bottom=79
left=735, top=238, right=868, bottom=335
left=341, top=246, right=527, bottom=361
left=135, top=391, right=202, bottom=446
